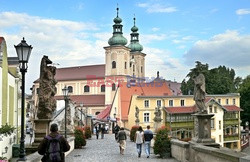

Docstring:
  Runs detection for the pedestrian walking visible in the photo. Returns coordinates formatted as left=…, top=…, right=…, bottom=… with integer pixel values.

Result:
left=144, top=125, right=153, bottom=158
left=95, top=125, right=99, bottom=139
left=135, top=126, right=144, bottom=158
left=101, top=125, right=105, bottom=139
left=117, top=127, right=127, bottom=155
left=38, top=123, right=70, bottom=162
left=114, top=123, right=120, bottom=140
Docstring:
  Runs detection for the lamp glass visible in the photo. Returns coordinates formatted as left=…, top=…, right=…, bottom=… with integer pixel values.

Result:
left=14, top=38, right=33, bottom=63
left=62, top=86, right=69, bottom=97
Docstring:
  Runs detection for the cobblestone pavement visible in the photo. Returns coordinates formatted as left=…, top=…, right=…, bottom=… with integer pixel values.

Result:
left=66, top=133, right=179, bottom=162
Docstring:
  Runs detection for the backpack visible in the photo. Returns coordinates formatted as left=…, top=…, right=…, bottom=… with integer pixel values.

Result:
left=45, top=135, right=63, bottom=162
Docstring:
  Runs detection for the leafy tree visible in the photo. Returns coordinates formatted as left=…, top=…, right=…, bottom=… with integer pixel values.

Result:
left=238, top=75, right=250, bottom=127
left=181, top=62, right=239, bottom=95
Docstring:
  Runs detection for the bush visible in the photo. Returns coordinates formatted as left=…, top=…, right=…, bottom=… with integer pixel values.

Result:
left=74, top=128, right=86, bottom=149
left=153, top=126, right=171, bottom=158
left=130, top=125, right=139, bottom=141
left=84, top=126, right=91, bottom=139
left=0, top=124, right=15, bottom=136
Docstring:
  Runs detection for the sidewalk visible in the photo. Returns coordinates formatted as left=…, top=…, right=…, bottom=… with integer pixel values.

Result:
left=66, top=133, right=178, bottom=162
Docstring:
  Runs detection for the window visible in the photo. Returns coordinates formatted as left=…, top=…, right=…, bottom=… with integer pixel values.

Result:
left=36, top=88, right=40, bottom=95
left=112, top=83, right=116, bottom=91
left=84, top=85, right=90, bottom=92
left=144, top=113, right=149, bottom=122
left=219, top=120, right=221, bottom=130
left=214, top=106, right=217, bottom=113
left=101, top=85, right=105, bottom=92
left=144, top=100, right=149, bottom=108
left=211, top=119, right=215, bottom=129
left=130, top=62, right=132, bottom=67
left=141, top=66, right=143, bottom=73
left=133, top=65, right=135, bottom=72
left=95, top=112, right=100, bottom=115
left=169, top=100, right=173, bottom=107
left=68, top=86, right=73, bottom=93
left=233, top=98, right=236, bottom=105
left=180, top=99, right=185, bottom=106
left=157, top=100, right=161, bottom=107
left=226, top=99, right=229, bottom=105
left=112, top=61, right=116, bottom=69
left=209, top=105, right=213, bottom=113
left=219, top=135, right=221, bottom=142
left=218, top=99, right=221, bottom=104
left=125, top=62, right=127, bottom=69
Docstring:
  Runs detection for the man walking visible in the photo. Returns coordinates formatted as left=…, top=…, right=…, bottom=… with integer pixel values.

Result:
left=38, top=123, right=70, bottom=162
left=117, top=127, right=127, bottom=155
left=144, top=125, right=153, bottom=158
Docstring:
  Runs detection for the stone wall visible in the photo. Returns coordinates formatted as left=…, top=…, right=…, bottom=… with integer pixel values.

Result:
left=171, top=139, right=248, bottom=162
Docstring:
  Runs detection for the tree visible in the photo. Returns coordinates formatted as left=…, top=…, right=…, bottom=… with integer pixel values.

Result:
left=238, top=75, right=250, bottom=127
left=181, top=62, right=239, bottom=95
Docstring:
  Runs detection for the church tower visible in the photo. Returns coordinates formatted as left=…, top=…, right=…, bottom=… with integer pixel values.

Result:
left=128, top=17, right=146, bottom=79
left=104, top=7, right=131, bottom=104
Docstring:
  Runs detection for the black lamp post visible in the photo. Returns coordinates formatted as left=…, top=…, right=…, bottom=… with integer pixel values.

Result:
left=85, top=107, right=88, bottom=126
left=62, top=86, right=69, bottom=138
left=15, top=37, right=32, bottom=161
left=80, top=103, right=83, bottom=128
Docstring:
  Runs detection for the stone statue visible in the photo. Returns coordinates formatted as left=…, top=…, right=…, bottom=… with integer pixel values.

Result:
left=37, top=56, right=57, bottom=119
left=135, top=106, right=139, bottom=124
left=154, top=107, right=162, bottom=122
left=193, top=72, right=206, bottom=114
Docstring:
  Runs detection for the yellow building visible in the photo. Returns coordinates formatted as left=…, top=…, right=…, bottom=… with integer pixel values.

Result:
left=126, top=93, right=242, bottom=151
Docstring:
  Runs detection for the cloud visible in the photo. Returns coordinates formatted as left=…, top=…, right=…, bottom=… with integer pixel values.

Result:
left=0, top=11, right=104, bottom=92
left=236, top=9, right=250, bottom=15
left=152, top=27, right=160, bottom=32
left=184, top=30, right=250, bottom=77
left=137, top=3, right=177, bottom=13
left=141, top=34, right=167, bottom=44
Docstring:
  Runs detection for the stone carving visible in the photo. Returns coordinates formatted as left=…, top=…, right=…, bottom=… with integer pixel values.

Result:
left=37, top=56, right=57, bottom=119
left=193, top=72, right=207, bottom=114
left=204, top=119, right=209, bottom=138
left=153, top=107, right=162, bottom=122
left=135, top=106, right=140, bottom=124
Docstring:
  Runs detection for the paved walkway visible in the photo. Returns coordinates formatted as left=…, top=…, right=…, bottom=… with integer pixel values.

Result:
left=66, top=133, right=178, bottom=162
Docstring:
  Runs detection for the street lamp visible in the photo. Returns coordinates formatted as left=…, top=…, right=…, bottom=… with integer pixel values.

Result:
left=15, top=37, right=32, bottom=161
left=62, top=86, right=69, bottom=138
left=80, top=103, right=83, bottom=128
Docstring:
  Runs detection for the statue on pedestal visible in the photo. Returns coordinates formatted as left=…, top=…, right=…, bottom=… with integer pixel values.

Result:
left=135, top=106, right=140, bottom=124
left=153, top=107, right=162, bottom=122
left=37, top=55, right=57, bottom=119
left=193, top=72, right=206, bottom=114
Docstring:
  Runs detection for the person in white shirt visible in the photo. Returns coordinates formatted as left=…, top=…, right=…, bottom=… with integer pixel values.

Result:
left=134, top=126, right=144, bottom=158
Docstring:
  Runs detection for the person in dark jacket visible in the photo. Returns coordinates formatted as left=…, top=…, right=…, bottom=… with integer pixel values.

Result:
left=114, top=123, right=120, bottom=140
left=143, top=125, right=153, bottom=158
left=117, top=127, right=127, bottom=155
left=38, top=123, right=70, bottom=162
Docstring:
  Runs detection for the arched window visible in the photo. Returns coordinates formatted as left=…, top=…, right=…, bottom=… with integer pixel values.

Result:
left=84, top=85, right=90, bottom=93
left=68, top=86, right=73, bottom=93
left=101, top=85, right=105, bottom=92
left=125, top=62, right=127, bottom=69
left=95, top=112, right=100, bottom=115
left=112, top=83, right=116, bottom=91
left=141, top=66, right=143, bottom=73
left=112, top=61, right=116, bottom=69
left=133, top=65, right=135, bottom=72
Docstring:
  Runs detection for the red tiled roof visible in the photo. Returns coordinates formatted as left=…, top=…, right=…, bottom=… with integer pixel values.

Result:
left=96, top=105, right=111, bottom=120
left=120, top=82, right=173, bottom=120
left=54, top=95, right=105, bottom=107
left=223, top=105, right=243, bottom=112
left=34, top=64, right=105, bottom=83
left=165, top=106, right=197, bottom=114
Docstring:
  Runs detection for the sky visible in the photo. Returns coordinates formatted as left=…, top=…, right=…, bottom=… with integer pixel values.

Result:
left=0, top=0, right=250, bottom=93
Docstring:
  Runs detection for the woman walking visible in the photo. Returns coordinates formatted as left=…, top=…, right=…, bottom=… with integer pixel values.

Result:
left=135, top=126, right=144, bottom=158
left=117, top=127, right=127, bottom=155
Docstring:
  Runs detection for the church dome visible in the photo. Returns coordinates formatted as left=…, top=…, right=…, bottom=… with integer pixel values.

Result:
left=114, top=16, right=122, bottom=24
left=128, top=42, right=143, bottom=52
left=108, top=34, right=127, bottom=46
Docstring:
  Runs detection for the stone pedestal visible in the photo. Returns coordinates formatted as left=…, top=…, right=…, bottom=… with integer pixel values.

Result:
left=135, top=119, right=139, bottom=126
left=191, top=113, right=220, bottom=148
left=33, top=119, right=51, bottom=147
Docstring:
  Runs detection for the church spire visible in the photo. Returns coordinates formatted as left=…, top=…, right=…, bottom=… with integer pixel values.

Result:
left=128, top=15, right=143, bottom=52
left=108, top=6, right=127, bottom=46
